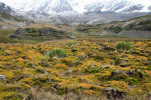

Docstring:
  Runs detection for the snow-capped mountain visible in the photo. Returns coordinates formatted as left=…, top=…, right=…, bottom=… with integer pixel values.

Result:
left=51, top=0, right=74, bottom=13
left=0, top=0, right=151, bottom=14
left=85, top=2, right=103, bottom=13
left=84, top=0, right=151, bottom=13
left=0, top=2, right=15, bottom=15
left=0, top=0, right=150, bottom=25
left=0, top=0, right=76, bottom=14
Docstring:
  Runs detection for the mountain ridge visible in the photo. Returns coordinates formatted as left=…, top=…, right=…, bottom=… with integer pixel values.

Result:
left=0, top=0, right=151, bottom=14
left=75, top=14, right=151, bottom=38
left=0, top=0, right=151, bottom=25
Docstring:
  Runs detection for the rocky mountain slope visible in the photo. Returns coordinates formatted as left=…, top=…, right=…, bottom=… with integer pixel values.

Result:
left=0, top=11, right=28, bottom=29
left=0, top=2, right=15, bottom=15
left=0, top=2, right=33, bottom=29
left=75, top=15, right=151, bottom=38
left=0, top=0, right=151, bottom=24
left=1, top=0, right=151, bottom=14
left=9, top=27, right=75, bottom=42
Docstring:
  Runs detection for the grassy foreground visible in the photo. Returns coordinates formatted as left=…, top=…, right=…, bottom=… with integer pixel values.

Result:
left=0, top=38, right=151, bottom=100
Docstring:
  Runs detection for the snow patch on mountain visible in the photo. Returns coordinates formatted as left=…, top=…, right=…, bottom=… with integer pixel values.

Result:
left=0, top=0, right=151, bottom=14
left=0, top=2, right=15, bottom=14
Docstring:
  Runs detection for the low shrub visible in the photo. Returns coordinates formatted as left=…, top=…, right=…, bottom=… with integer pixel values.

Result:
left=126, top=77, right=138, bottom=85
left=49, top=49, right=67, bottom=58
left=116, top=42, right=133, bottom=51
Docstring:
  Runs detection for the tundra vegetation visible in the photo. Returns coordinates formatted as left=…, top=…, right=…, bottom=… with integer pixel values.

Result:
left=0, top=38, right=151, bottom=100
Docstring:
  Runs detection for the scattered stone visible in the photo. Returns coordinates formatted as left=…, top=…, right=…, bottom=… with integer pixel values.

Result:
left=9, top=35, right=18, bottom=39
left=111, top=70, right=121, bottom=76
left=101, top=65, right=110, bottom=70
left=35, top=68, right=46, bottom=74
left=120, top=64, right=130, bottom=67
left=131, top=51, right=139, bottom=55
left=25, top=28, right=36, bottom=33
left=98, top=47, right=102, bottom=51
left=74, top=60, right=82, bottom=66
left=72, top=49, right=77, bottom=53
left=143, top=60, right=151, bottom=66
left=103, top=46, right=115, bottom=51
left=104, top=87, right=126, bottom=99
left=39, top=60, right=49, bottom=67
left=4, top=50, right=11, bottom=56
left=125, top=69, right=145, bottom=79
left=51, top=83, right=61, bottom=93
left=22, top=56, right=27, bottom=59
left=15, top=28, right=26, bottom=35
left=78, top=78, right=87, bottom=82
left=109, top=70, right=128, bottom=80
left=27, top=62, right=36, bottom=68
left=69, top=33, right=76, bottom=39
left=89, top=64, right=97, bottom=68
left=0, top=75, right=6, bottom=80
left=53, top=83, right=61, bottom=89
left=65, top=70, right=73, bottom=76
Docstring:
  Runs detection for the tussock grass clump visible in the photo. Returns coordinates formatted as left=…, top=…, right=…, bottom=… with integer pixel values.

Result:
left=116, top=42, right=133, bottom=50
left=49, top=49, right=67, bottom=58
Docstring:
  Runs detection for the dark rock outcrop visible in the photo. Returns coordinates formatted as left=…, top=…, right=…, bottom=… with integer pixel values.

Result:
left=103, top=87, right=126, bottom=99
left=10, top=27, right=75, bottom=41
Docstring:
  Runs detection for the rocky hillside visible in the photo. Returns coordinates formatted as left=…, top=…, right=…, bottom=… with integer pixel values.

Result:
left=0, top=2, right=34, bottom=29
left=0, top=11, right=22, bottom=21
left=0, top=11, right=32, bottom=29
left=9, top=27, right=75, bottom=42
left=0, top=2, right=23, bottom=23
left=75, top=15, right=151, bottom=38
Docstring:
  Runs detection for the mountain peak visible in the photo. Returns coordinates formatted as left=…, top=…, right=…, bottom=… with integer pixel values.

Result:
left=0, top=0, right=151, bottom=14
left=0, top=2, right=14, bottom=14
left=51, top=0, right=74, bottom=13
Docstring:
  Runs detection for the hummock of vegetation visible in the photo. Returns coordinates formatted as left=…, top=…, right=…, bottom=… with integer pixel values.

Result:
left=49, top=49, right=68, bottom=58
left=0, top=38, right=151, bottom=100
left=116, top=42, right=133, bottom=51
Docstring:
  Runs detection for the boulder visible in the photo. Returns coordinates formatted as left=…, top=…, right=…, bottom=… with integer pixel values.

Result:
left=111, top=70, right=121, bottom=76
left=69, top=33, right=76, bottom=39
left=0, top=75, right=6, bottom=80
left=103, top=87, right=126, bottom=99
left=103, top=46, right=115, bottom=51
left=4, top=50, right=11, bottom=56
left=27, top=62, right=36, bottom=68
left=125, top=69, right=144, bottom=79
left=15, top=28, right=26, bottom=35
left=39, top=60, right=49, bottom=67
left=72, top=49, right=77, bottom=53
